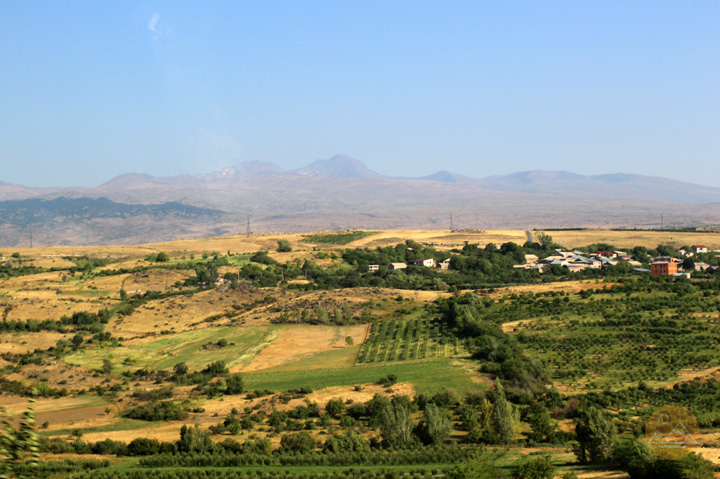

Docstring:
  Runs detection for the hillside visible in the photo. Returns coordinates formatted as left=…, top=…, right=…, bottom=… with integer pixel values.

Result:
left=2, top=229, right=720, bottom=478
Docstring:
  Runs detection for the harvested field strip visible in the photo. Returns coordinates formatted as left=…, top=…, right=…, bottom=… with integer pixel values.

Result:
left=240, top=324, right=368, bottom=372
left=41, top=419, right=151, bottom=437
left=57, top=289, right=112, bottom=297
left=0, top=394, right=107, bottom=412
left=254, top=345, right=361, bottom=372
left=64, top=325, right=278, bottom=373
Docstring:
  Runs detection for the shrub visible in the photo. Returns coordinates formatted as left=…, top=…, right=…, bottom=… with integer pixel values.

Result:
left=511, top=455, right=556, bottom=479
left=280, top=432, right=315, bottom=452
left=127, top=437, right=160, bottom=456
left=445, top=458, right=498, bottom=479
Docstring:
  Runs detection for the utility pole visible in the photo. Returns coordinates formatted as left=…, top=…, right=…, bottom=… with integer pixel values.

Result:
left=450, top=213, right=453, bottom=231
left=29, top=224, right=33, bottom=249
left=661, top=214, right=664, bottom=230
left=246, top=216, right=251, bottom=237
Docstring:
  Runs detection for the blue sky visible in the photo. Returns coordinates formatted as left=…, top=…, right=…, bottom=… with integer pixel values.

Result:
left=1, top=1, right=719, bottom=187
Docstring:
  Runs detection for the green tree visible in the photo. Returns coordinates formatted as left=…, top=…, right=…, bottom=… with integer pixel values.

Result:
left=101, top=359, right=113, bottom=375
left=379, top=402, right=415, bottom=447
left=276, top=239, right=292, bottom=253
left=127, top=437, right=161, bottom=456
left=173, top=362, right=188, bottom=377
left=177, top=424, right=214, bottom=454
left=325, top=399, right=345, bottom=418
left=194, top=263, right=219, bottom=285
left=682, top=258, right=695, bottom=271
left=574, top=407, right=616, bottom=464
left=201, top=360, right=228, bottom=376
left=445, top=458, right=498, bottom=479
left=71, top=333, right=84, bottom=349
left=322, top=431, right=370, bottom=453
left=366, top=394, right=391, bottom=428
left=0, top=398, right=39, bottom=478
left=225, top=374, right=244, bottom=395
left=33, top=382, right=51, bottom=398
left=512, top=455, right=556, bottom=479
left=492, top=379, right=517, bottom=444
left=613, top=440, right=714, bottom=479
left=341, top=302, right=353, bottom=323
left=525, top=401, right=556, bottom=443
left=155, top=252, right=170, bottom=262
left=344, top=335, right=354, bottom=347
left=431, top=387, right=460, bottom=408
left=612, top=438, right=656, bottom=479
left=535, top=231, right=554, bottom=248
left=280, top=432, right=315, bottom=452
left=416, top=403, right=452, bottom=445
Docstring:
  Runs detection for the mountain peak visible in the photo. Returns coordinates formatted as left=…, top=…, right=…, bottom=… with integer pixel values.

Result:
left=201, top=161, right=284, bottom=181
left=294, top=154, right=385, bottom=179
left=421, top=170, right=479, bottom=185
left=100, top=173, right=156, bottom=188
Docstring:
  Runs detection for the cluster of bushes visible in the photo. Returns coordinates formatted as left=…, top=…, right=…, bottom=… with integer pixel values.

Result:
left=131, top=387, right=174, bottom=402
left=613, top=440, right=715, bottom=479
left=0, top=309, right=116, bottom=338
left=0, top=262, right=45, bottom=279
left=435, top=293, right=549, bottom=396
left=569, top=406, right=716, bottom=479
left=120, top=363, right=245, bottom=422
left=123, top=400, right=190, bottom=422
left=66, top=256, right=112, bottom=274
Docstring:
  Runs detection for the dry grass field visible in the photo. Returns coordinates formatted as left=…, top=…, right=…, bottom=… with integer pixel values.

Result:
left=240, top=324, right=368, bottom=372
left=6, top=228, right=717, bottom=262
left=549, top=229, right=720, bottom=250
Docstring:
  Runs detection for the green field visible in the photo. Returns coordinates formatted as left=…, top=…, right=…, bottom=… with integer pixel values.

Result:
left=244, top=358, right=481, bottom=395
left=64, top=325, right=279, bottom=373
left=302, top=231, right=377, bottom=245
left=261, top=344, right=363, bottom=372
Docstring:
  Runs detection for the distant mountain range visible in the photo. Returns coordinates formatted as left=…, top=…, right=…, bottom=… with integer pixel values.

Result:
left=1, top=154, right=719, bottom=246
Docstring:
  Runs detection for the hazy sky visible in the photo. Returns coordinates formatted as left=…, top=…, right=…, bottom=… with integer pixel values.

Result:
left=2, top=2, right=719, bottom=187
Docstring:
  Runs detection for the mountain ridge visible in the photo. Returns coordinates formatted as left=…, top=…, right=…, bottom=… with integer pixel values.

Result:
left=79, top=156, right=720, bottom=204
left=2, top=155, right=720, bottom=246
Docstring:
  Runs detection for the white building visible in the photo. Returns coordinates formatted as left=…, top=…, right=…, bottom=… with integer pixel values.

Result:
left=409, top=258, right=436, bottom=267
